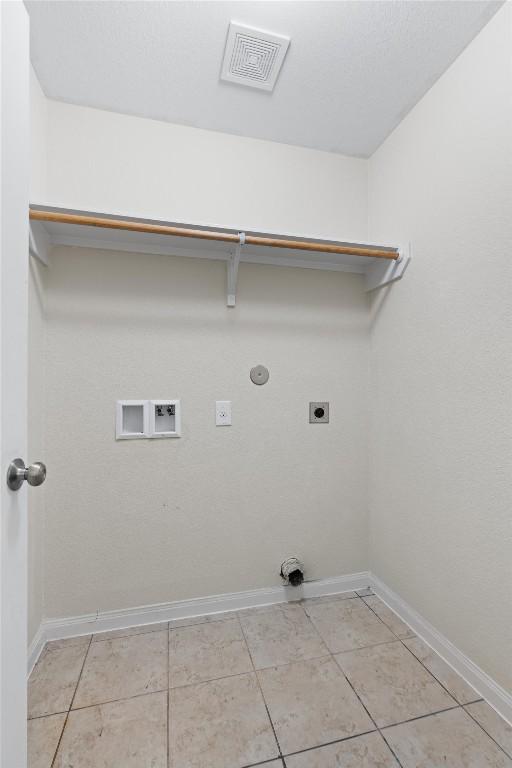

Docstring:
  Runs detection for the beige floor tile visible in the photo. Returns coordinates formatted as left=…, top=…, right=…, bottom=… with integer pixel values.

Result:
left=44, top=636, right=91, bottom=652
left=239, top=603, right=328, bottom=669
left=169, top=610, right=238, bottom=629
left=53, top=691, right=167, bottom=768
left=404, top=636, right=478, bottom=704
left=28, top=713, right=66, bottom=768
left=285, top=731, right=398, bottom=767
left=304, top=597, right=396, bottom=653
left=356, top=588, right=374, bottom=597
left=302, top=591, right=359, bottom=605
left=465, top=701, right=512, bottom=757
left=335, top=641, right=455, bottom=727
left=169, top=617, right=252, bottom=687
left=258, top=657, right=374, bottom=754
left=383, top=707, right=512, bottom=767
left=362, top=596, right=415, bottom=639
left=169, top=672, right=278, bottom=768
left=92, top=621, right=168, bottom=641
left=73, top=630, right=168, bottom=708
left=28, top=644, right=88, bottom=718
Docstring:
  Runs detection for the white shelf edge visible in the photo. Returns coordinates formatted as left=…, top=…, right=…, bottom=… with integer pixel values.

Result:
left=29, top=204, right=410, bottom=304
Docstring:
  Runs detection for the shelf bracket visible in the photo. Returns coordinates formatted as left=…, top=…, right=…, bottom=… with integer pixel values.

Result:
left=365, top=243, right=411, bottom=292
left=227, top=231, right=245, bottom=307
left=29, top=220, right=50, bottom=266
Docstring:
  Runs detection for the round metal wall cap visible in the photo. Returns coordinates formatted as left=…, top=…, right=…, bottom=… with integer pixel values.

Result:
left=250, top=365, right=269, bottom=385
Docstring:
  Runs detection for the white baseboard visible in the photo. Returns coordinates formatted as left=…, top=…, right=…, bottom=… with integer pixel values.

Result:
left=29, top=569, right=511, bottom=727
left=369, top=573, right=512, bottom=726
left=27, top=624, right=46, bottom=677
left=29, top=571, right=370, bottom=673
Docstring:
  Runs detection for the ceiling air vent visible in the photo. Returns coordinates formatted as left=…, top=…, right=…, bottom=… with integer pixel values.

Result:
left=220, top=22, right=290, bottom=92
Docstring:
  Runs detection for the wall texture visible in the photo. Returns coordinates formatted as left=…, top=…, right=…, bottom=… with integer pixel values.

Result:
left=42, top=248, right=369, bottom=617
left=28, top=6, right=511, bottom=702
left=41, top=100, right=368, bottom=243
left=29, top=78, right=369, bottom=631
left=368, top=4, right=512, bottom=692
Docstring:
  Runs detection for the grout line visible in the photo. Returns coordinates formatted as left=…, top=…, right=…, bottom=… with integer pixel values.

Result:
left=329, top=654, right=405, bottom=766
left=357, top=597, right=462, bottom=709
left=294, top=601, right=332, bottom=651
left=397, top=637, right=462, bottom=706
left=358, top=595, right=414, bottom=642
left=360, top=595, right=512, bottom=759
left=27, top=710, right=69, bottom=722
left=42, top=638, right=92, bottom=655
left=379, top=703, right=461, bottom=730
left=463, top=702, right=512, bottom=761
left=328, top=638, right=405, bottom=766
left=169, top=614, right=239, bottom=633
left=378, top=729, right=406, bottom=767
left=363, top=597, right=479, bottom=711
left=302, top=598, right=402, bottom=654
left=330, top=637, right=400, bottom=655
left=276, top=728, right=377, bottom=760
left=300, top=594, right=361, bottom=604
left=241, top=757, right=287, bottom=768
left=237, top=615, right=283, bottom=761
left=171, top=667, right=261, bottom=691
left=34, top=600, right=507, bottom=767
left=92, top=623, right=169, bottom=643
left=243, top=700, right=500, bottom=768
left=293, top=598, right=399, bottom=763
left=375, top=730, right=403, bottom=767
left=254, top=653, right=332, bottom=673
left=50, top=634, right=93, bottom=768
left=360, top=597, right=489, bottom=716
left=239, top=599, right=402, bottom=767
left=67, top=687, right=169, bottom=713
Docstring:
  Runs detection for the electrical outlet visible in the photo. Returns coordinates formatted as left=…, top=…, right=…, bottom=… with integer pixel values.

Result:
left=215, top=401, right=232, bottom=426
left=309, top=401, right=329, bottom=423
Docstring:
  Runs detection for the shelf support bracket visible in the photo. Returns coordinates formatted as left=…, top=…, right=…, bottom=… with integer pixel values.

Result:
left=227, top=231, right=245, bottom=307
left=365, top=243, right=411, bottom=292
left=29, top=220, right=50, bottom=266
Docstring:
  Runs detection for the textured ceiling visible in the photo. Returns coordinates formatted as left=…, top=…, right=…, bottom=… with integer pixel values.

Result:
left=26, top=0, right=501, bottom=157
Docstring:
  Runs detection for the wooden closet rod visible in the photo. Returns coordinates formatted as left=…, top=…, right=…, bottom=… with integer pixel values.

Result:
left=29, top=209, right=399, bottom=260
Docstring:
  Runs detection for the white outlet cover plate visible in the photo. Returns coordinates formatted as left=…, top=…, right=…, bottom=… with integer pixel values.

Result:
left=215, top=400, right=232, bottom=426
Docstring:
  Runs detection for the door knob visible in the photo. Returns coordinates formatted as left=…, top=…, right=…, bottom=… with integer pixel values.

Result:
left=7, top=459, right=46, bottom=491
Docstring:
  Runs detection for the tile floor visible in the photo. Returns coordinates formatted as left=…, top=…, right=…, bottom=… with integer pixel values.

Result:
left=28, top=591, right=512, bottom=767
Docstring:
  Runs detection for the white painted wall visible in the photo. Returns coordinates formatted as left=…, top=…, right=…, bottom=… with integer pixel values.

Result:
left=40, top=100, right=368, bottom=243
left=27, top=6, right=511, bottom=701
left=29, top=67, right=47, bottom=205
left=42, top=250, right=369, bottom=617
left=30, top=98, right=369, bottom=619
left=368, top=4, right=512, bottom=692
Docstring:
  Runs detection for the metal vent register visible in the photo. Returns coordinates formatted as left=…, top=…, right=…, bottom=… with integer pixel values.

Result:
left=221, top=22, right=290, bottom=92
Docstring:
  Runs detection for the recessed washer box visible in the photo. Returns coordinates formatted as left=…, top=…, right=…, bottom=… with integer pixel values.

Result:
left=116, top=400, right=149, bottom=439
left=150, top=400, right=181, bottom=438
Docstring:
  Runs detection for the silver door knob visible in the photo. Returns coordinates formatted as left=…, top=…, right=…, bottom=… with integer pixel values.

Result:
left=7, top=459, right=46, bottom=491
